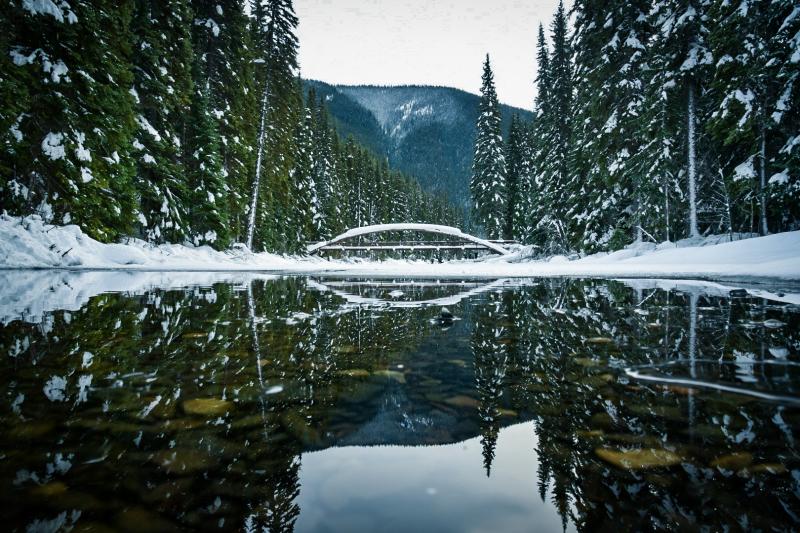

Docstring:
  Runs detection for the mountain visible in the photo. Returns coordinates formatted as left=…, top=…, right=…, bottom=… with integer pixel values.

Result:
left=303, top=80, right=534, bottom=208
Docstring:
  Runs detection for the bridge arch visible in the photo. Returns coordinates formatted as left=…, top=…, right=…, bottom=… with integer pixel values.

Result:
left=306, top=223, right=511, bottom=256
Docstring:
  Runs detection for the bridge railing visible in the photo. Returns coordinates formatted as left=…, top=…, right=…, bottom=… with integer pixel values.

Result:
left=306, top=223, right=515, bottom=258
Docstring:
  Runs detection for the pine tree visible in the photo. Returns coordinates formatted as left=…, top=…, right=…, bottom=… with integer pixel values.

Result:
left=504, top=114, right=524, bottom=240
left=535, top=0, right=573, bottom=247
left=186, top=60, right=228, bottom=247
left=519, top=24, right=553, bottom=245
left=708, top=0, right=796, bottom=235
left=770, top=0, right=800, bottom=230
left=190, top=0, right=258, bottom=244
left=247, top=0, right=301, bottom=251
left=569, top=0, right=652, bottom=250
left=513, top=120, right=536, bottom=242
left=288, top=98, right=317, bottom=249
left=650, top=0, right=714, bottom=239
left=471, top=55, right=506, bottom=239
left=524, top=5, right=573, bottom=252
left=131, top=0, right=194, bottom=243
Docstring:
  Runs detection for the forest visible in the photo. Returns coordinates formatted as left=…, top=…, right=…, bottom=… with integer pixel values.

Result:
left=472, top=0, right=800, bottom=252
left=0, top=1, right=462, bottom=254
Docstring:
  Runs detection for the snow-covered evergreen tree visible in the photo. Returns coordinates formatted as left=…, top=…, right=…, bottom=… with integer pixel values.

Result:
left=186, top=60, right=228, bottom=247
left=503, top=114, right=524, bottom=240
left=569, top=0, right=652, bottom=250
left=190, top=0, right=258, bottom=244
left=131, top=0, right=194, bottom=244
left=288, top=100, right=317, bottom=249
left=470, top=55, right=506, bottom=239
left=650, top=0, right=714, bottom=239
left=247, top=0, right=301, bottom=251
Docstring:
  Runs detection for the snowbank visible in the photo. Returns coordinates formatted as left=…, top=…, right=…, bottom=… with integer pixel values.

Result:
left=0, top=214, right=327, bottom=271
left=1, top=214, right=799, bottom=281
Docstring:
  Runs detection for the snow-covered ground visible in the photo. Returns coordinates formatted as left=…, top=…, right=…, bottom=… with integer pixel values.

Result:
left=1, top=214, right=799, bottom=282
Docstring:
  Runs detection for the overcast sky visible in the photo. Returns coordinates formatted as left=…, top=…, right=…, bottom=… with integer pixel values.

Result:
left=294, top=0, right=566, bottom=110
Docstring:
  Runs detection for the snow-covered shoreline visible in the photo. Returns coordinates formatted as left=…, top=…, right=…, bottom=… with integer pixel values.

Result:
left=1, top=214, right=800, bottom=281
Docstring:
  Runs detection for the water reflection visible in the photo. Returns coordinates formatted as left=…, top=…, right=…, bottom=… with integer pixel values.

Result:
left=0, top=275, right=798, bottom=531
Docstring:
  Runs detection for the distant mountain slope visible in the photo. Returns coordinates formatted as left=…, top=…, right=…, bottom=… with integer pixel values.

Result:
left=303, top=80, right=534, bottom=208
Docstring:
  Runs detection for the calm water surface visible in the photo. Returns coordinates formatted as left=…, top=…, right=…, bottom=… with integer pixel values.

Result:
left=1, top=274, right=799, bottom=532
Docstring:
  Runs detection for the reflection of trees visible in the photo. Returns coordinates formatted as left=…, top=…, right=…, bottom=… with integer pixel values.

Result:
left=0, top=276, right=454, bottom=530
left=1, top=278, right=799, bottom=531
left=470, top=291, right=509, bottom=476
left=472, top=280, right=800, bottom=531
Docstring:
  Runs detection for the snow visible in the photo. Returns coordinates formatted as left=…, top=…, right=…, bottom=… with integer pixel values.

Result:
left=733, top=157, right=755, bottom=181
left=22, top=0, right=77, bottom=23
left=1, top=215, right=800, bottom=285
left=41, top=132, right=66, bottom=160
left=769, top=171, right=789, bottom=185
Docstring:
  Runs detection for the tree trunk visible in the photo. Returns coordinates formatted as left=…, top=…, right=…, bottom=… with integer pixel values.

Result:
left=687, top=82, right=699, bottom=238
left=245, top=86, right=269, bottom=250
left=758, top=119, right=768, bottom=236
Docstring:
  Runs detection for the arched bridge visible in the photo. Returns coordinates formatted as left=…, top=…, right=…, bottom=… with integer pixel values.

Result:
left=307, top=223, right=513, bottom=256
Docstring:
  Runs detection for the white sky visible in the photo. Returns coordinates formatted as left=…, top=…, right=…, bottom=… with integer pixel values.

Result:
left=294, top=0, right=566, bottom=110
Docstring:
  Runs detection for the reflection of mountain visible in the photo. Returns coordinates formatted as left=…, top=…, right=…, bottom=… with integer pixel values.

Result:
left=336, top=386, right=458, bottom=447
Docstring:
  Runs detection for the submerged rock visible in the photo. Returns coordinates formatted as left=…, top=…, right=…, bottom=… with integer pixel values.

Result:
left=30, top=481, right=68, bottom=497
left=596, top=447, right=683, bottom=470
left=151, top=449, right=214, bottom=474
left=373, top=370, right=406, bottom=383
left=336, top=345, right=358, bottom=354
left=576, top=429, right=605, bottom=439
left=337, top=369, right=370, bottom=378
left=443, top=395, right=481, bottom=408
left=737, top=463, right=787, bottom=477
left=587, top=337, right=615, bottom=345
left=710, top=451, right=753, bottom=470
left=182, top=398, right=232, bottom=416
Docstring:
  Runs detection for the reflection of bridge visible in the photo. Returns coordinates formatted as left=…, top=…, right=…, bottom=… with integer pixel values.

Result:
left=307, top=224, right=513, bottom=257
left=307, top=278, right=520, bottom=308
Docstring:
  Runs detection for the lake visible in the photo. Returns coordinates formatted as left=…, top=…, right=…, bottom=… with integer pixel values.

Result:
left=1, top=272, right=798, bottom=532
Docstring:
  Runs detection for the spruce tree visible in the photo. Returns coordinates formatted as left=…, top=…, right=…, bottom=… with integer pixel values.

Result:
left=131, top=0, right=194, bottom=244
left=504, top=114, right=523, bottom=240
left=569, top=0, right=652, bottom=250
left=190, top=0, right=258, bottom=244
left=519, top=24, right=553, bottom=245
left=770, top=0, right=800, bottom=230
left=649, top=0, right=713, bottom=239
left=471, top=55, right=506, bottom=239
left=247, top=0, right=301, bottom=251
left=288, top=99, right=317, bottom=249
left=536, top=0, right=572, bottom=247
left=186, top=60, right=228, bottom=247
left=708, top=0, right=795, bottom=235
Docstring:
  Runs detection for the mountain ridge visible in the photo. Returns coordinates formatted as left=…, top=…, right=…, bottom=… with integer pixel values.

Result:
left=303, top=80, right=534, bottom=208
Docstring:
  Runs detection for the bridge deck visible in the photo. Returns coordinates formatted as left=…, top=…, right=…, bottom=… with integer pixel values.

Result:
left=307, top=224, right=515, bottom=256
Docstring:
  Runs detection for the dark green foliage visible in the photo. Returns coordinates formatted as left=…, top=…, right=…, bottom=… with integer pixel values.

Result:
left=1, top=1, right=138, bottom=241
left=130, top=0, right=194, bottom=243
left=513, top=0, right=800, bottom=250
left=186, top=61, right=228, bottom=247
left=2, top=0, right=462, bottom=253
